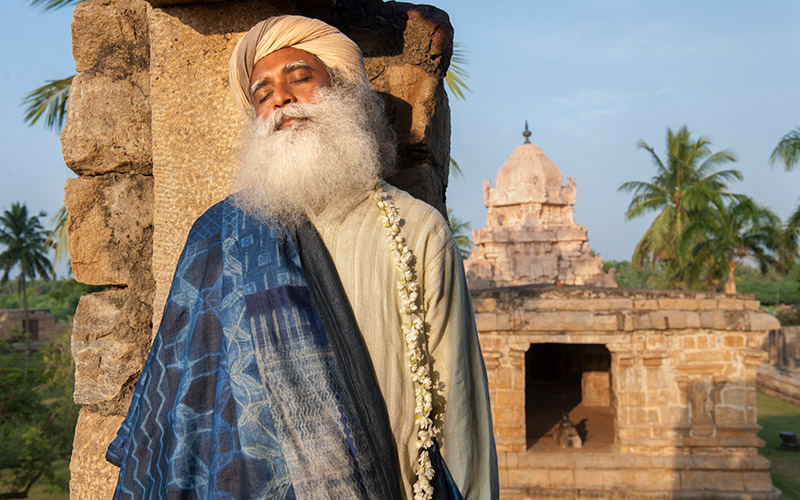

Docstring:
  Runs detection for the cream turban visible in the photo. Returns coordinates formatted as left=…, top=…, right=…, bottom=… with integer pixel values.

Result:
left=228, top=15, right=367, bottom=112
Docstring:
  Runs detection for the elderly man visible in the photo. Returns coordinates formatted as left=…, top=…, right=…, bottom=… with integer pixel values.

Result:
left=107, top=15, right=497, bottom=500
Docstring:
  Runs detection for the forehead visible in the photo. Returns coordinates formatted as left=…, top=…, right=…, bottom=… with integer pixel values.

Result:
left=250, top=47, right=327, bottom=85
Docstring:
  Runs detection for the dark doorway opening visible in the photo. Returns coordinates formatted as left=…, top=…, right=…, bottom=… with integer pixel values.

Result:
left=525, top=343, right=614, bottom=452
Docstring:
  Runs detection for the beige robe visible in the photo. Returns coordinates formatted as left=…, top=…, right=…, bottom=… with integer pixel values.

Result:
left=309, top=183, right=498, bottom=499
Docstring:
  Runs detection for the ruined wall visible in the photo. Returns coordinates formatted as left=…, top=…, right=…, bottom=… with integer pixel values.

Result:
left=474, top=286, right=780, bottom=500
left=62, top=0, right=454, bottom=497
left=757, top=326, right=800, bottom=405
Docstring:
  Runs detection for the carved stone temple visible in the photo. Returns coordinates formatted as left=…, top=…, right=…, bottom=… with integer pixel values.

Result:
left=465, top=124, right=616, bottom=289
left=463, top=125, right=780, bottom=499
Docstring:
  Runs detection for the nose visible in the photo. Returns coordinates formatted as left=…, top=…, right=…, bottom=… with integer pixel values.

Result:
left=272, top=81, right=295, bottom=109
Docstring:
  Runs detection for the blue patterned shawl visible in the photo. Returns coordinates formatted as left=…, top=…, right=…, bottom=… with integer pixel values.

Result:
left=106, top=198, right=403, bottom=499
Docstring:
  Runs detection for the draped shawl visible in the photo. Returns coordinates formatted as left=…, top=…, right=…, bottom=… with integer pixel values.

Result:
left=106, top=197, right=461, bottom=499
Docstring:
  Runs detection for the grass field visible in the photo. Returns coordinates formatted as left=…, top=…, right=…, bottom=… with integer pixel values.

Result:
left=757, top=391, right=800, bottom=500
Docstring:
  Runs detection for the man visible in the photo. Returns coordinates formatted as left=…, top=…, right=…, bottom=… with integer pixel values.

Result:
left=107, top=15, right=497, bottom=500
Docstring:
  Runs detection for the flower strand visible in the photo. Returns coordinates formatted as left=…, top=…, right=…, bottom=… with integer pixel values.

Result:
left=374, top=185, right=436, bottom=500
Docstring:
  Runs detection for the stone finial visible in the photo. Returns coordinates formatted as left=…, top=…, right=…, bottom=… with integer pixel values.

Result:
left=523, top=120, right=531, bottom=144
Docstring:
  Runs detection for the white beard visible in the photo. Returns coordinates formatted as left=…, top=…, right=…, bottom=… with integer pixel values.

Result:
left=233, top=82, right=395, bottom=230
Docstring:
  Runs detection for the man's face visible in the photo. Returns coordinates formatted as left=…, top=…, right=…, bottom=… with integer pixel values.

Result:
left=249, top=47, right=333, bottom=128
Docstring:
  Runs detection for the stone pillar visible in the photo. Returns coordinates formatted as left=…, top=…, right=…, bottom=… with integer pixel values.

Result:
left=62, top=0, right=454, bottom=497
left=62, top=1, right=154, bottom=497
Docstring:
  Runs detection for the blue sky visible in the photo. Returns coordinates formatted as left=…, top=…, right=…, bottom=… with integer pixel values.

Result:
left=0, top=0, right=798, bottom=268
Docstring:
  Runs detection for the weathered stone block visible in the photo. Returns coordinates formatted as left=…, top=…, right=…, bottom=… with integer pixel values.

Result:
left=658, top=297, right=697, bottom=310
left=582, top=371, right=610, bottom=406
left=65, top=175, right=154, bottom=286
left=62, top=71, right=152, bottom=176
left=516, top=310, right=618, bottom=331
left=749, top=311, right=780, bottom=331
left=72, top=289, right=150, bottom=405
left=69, top=409, right=125, bottom=499
left=72, top=0, right=150, bottom=74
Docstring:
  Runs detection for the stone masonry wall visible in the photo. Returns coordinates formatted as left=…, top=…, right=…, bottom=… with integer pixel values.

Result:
left=62, top=0, right=454, bottom=497
left=474, top=285, right=780, bottom=500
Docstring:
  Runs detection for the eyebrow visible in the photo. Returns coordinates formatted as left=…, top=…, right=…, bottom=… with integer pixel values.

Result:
left=250, top=60, right=314, bottom=99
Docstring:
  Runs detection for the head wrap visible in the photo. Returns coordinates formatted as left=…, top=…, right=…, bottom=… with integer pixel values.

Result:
left=229, top=15, right=367, bottom=112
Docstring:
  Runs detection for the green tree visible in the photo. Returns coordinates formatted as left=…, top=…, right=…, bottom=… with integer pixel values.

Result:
left=618, top=126, right=741, bottom=288
left=0, top=203, right=55, bottom=338
left=0, top=333, right=79, bottom=498
left=770, top=126, right=800, bottom=264
left=770, top=126, right=800, bottom=171
left=681, top=196, right=780, bottom=293
left=22, top=1, right=85, bottom=273
left=447, top=208, right=473, bottom=259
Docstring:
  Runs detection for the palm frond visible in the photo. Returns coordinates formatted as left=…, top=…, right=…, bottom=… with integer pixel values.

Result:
left=449, top=157, right=463, bottom=177
left=21, top=75, right=74, bottom=130
left=27, top=0, right=84, bottom=10
left=446, top=208, right=473, bottom=259
left=444, top=43, right=471, bottom=101
left=46, top=206, right=69, bottom=268
left=770, top=127, right=800, bottom=171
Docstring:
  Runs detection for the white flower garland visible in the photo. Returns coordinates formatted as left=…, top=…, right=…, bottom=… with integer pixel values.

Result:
left=373, top=185, right=436, bottom=500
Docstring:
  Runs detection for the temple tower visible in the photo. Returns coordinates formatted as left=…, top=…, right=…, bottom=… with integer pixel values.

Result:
left=465, top=123, right=616, bottom=289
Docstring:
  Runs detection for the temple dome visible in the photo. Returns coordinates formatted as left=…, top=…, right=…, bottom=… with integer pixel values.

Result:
left=486, top=140, right=575, bottom=207
left=496, top=143, right=563, bottom=194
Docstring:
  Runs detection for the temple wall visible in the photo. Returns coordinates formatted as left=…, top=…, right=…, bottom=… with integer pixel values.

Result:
left=474, top=285, right=780, bottom=499
left=757, top=326, right=800, bottom=405
left=61, top=0, right=454, bottom=497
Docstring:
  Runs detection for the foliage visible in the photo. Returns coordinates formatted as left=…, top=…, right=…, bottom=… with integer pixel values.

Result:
left=446, top=209, right=473, bottom=259
left=45, top=207, right=69, bottom=271
left=0, top=203, right=55, bottom=336
left=775, top=304, right=800, bottom=326
left=770, top=126, right=800, bottom=172
left=0, top=333, right=79, bottom=498
left=757, top=392, right=800, bottom=499
left=619, top=126, right=742, bottom=288
left=604, top=260, right=652, bottom=289
left=681, top=196, right=781, bottom=293
left=0, top=279, right=106, bottom=321
left=738, top=280, right=800, bottom=306
left=444, top=43, right=470, bottom=178
left=26, top=0, right=84, bottom=11
left=20, top=76, right=74, bottom=132
left=444, top=43, right=470, bottom=102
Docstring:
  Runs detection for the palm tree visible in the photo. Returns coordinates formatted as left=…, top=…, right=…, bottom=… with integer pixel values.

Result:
left=444, top=43, right=470, bottom=178
left=46, top=206, right=69, bottom=269
left=681, top=196, right=780, bottom=293
left=618, top=126, right=741, bottom=288
left=770, top=126, right=800, bottom=265
left=22, top=1, right=84, bottom=273
left=770, top=127, right=800, bottom=171
left=447, top=208, right=473, bottom=259
left=0, top=203, right=55, bottom=339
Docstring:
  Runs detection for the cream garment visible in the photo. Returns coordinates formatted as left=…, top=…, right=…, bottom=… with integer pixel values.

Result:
left=309, top=183, right=499, bottom=499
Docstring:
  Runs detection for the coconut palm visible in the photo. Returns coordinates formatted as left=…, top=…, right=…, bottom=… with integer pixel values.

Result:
left=0, top=203, right=55, bottom=338
left=444, top=43, right=470, bottom=178
left=681, top=196, right=780, bottom=293
left=447, top=208, right=473, bottom=259
left=770, top=127, right=800, bottom=172
left=770, top=127, right=800, bottom=264
left=618, top=126, right=741, bottom=288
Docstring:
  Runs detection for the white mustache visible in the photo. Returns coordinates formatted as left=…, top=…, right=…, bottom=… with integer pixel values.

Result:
left=265, top=103, right=316, bottom=133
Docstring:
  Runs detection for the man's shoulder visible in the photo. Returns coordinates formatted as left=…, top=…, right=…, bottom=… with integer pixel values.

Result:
left=186, top=196, right=238, bottom=242
left=380, top=183, right=454, bottom=255
left=382, top=183, right=448, bottom=231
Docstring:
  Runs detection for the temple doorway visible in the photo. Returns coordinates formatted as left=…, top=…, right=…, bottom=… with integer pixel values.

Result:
left=525, top=343, right=615, bottom=452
